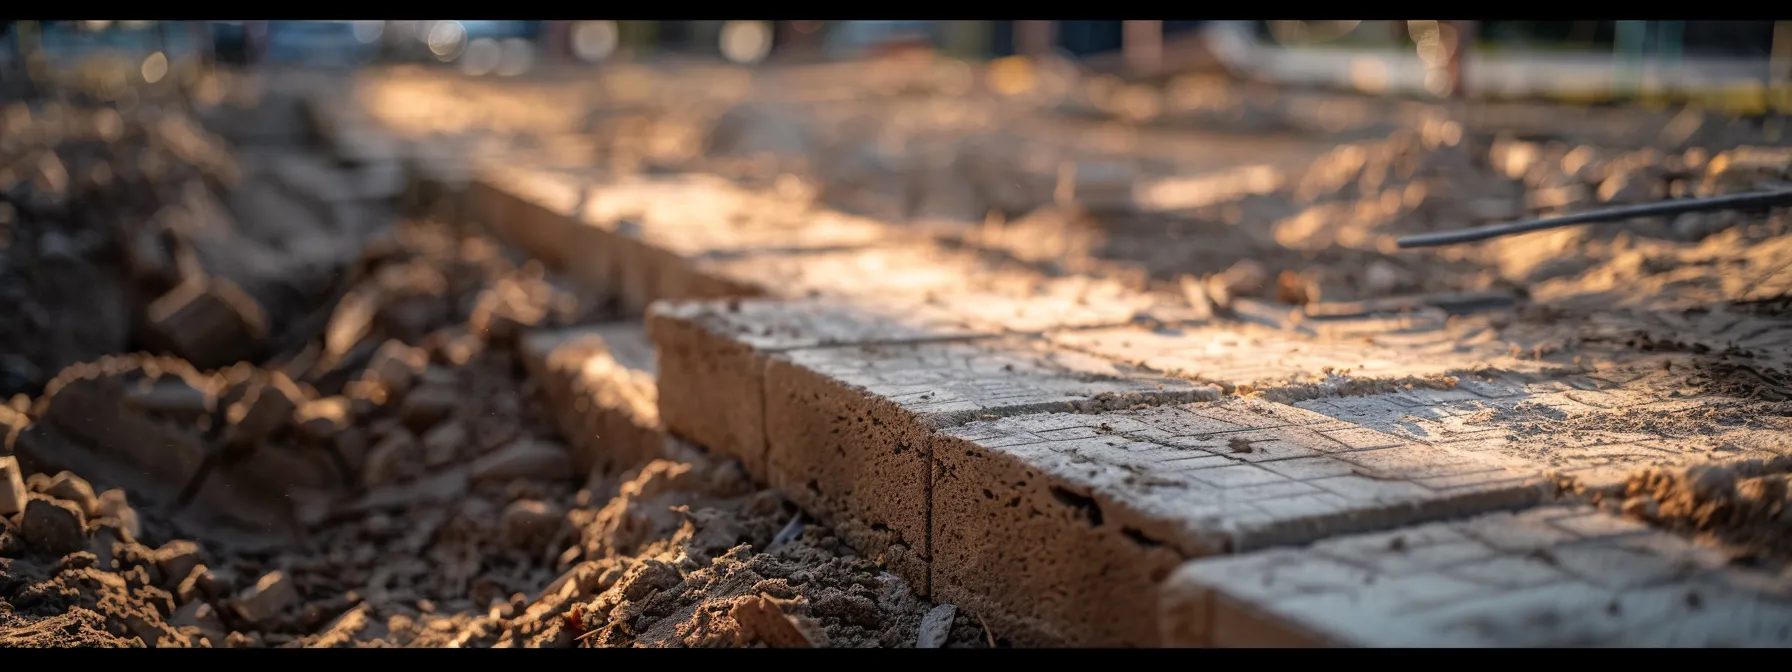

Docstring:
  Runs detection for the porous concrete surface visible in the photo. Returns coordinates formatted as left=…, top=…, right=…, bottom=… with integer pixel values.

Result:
left=1160, top=505, right=1792, bottom=647
left=439, top=73, right=1792, bottom=645
left=765, top=336, right=1215, bottom=596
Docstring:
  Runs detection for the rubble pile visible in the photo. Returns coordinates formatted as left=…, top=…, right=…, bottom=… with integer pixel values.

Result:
left=0, top=94, right=383, bottom=398
left=1, top=213, right=987, bottom=648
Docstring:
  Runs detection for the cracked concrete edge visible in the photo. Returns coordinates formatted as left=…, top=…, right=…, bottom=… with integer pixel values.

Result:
left=646, top=293, right=1792, bottom=647
left=642, top=297, right=1521, bottom=645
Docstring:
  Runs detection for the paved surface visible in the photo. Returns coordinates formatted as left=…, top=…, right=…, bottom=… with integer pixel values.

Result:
left=335, top=65, right=1792, bottom=647
left=1161, top=505, right=1792, bottom=647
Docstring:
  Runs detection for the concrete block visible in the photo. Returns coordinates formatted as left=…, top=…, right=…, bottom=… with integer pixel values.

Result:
left=686, top=247, right=1203, bottom=335
left=673, top=244, right=973, bottom=306
left=1049, top=321, right=1527, bottom=391
left=473, top=170, right=1200, bottom=334
left=1161, top=505, right=1792, bottom=647
left=471, top=166, right=583, bottom=271
left=765, top=337, right=1215, bottom=597
left=146, top=275, right=269, bottom=370
left=646, top=298, right=986, bottom=479
left=1288, top=367, right=1792, bottom=489
left=519, top=324, right=662, bottom=477
left=478, top=171, right=893, bottom=312
left=35, top=369, right=211, bottom=498
left=930, top=401, right=1545, bottom=647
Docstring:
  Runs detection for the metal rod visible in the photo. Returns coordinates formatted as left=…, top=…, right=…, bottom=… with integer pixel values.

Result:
left=1396, top=189, right=1792, bottom=248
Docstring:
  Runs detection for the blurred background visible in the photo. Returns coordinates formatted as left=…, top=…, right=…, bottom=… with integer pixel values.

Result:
left=3, top=20, right=1790, bottom=111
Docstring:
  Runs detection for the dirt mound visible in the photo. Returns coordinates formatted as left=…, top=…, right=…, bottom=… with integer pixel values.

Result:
left=2, top=212, right=986, bottom=648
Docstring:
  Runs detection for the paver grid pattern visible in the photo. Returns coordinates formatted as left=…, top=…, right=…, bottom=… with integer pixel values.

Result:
left=482, top=165, right=1792, bottom=647
left=1161, top=505, right=1792, bottom=647
left=350, top=78, right=1792, bottom=647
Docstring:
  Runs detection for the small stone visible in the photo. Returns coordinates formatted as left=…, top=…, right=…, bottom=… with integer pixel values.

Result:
left=124, top=612, right=174, bottom=648
left=729, top=594, right=823, bottom=648
left=224, top=631, right=259, bottom=648
left=471, top=439, right=573, bottom=484
left=469, top=285, right=547, bottom=344
left=225, top=371, right=306, bottom=447
left=146, top=276, right=268, bottom=370
left=176, top=564, right=213, bottom=604
left=421, top=422, right=468, bottom=467
left=44, top=471, right=98, bottom=517
left=294, top=397, right=352, bottom=441
left=363, top=340, right=428, bottom=398
left=232, top=570, right=299, bottom=625
left=154, top=540, right=204, bottom=589
left=124, top=378, right=213, bottom=422
left=200, top=567, right=238, bottom=601
left=171, top=601, right=227, bottom=640
left=916, top=603, right=956, bottom=648
left=0, top=456, right=26, bottom=517
left=362, top=431, right=419, bottom=487
left=399, top=385, right=457, bottom=432
left=87, top=520, right=131, bottom=568
left=21, top=496, right=87, bottom=556
left=501, top=499, right=564, bottom=550
left=95, top=489, right=141, bottom=540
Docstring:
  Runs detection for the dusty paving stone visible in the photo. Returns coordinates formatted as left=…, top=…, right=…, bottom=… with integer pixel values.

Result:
left=930, top=400, right=1546, bottom=647
left=1289, top=363, right=1792, bottom=489
left=519, top=324, right=663, bottom=477
left=646, top=298, right=983, bottom=479
left=145, top=275, right=271, bottom=371
left=648, top=296, right=1233, bottom=598
left=473, top=168, right=891, bottom=310
left=475, top=169, right=1204, bottom=330
left=1047, top=318, right=1542, bottom=394
left=695, top=248, right=1204, bottom=332
left=644, top=291, right=1216, bottom=480
left=1159, top=505, right=1792, bottom=647
left=468, top=166, right=590, bottom=274
left=767, top=336, right=1218, bottom=597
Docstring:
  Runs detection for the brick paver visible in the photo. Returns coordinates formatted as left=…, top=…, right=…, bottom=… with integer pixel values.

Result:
left=1161, top=505, right=1792, bottom=647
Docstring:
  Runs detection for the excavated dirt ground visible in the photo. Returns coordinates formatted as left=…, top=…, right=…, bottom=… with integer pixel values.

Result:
left=6, top=56, right=1792, bottom=647
left=1, top=214, right=990, bottom=648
